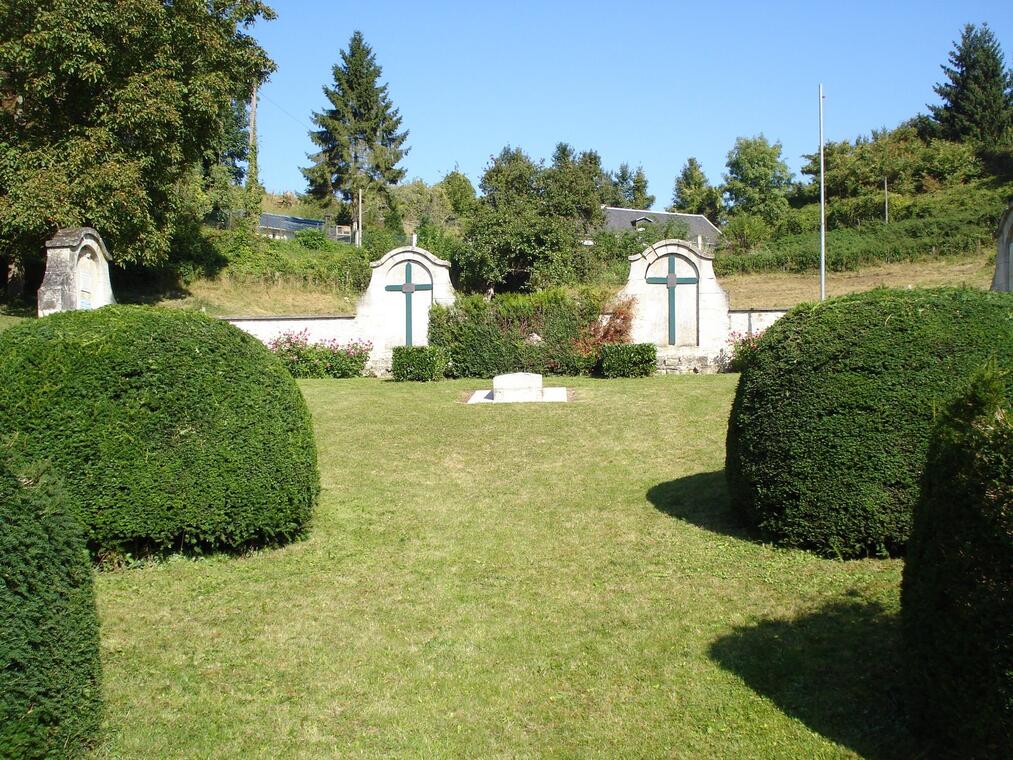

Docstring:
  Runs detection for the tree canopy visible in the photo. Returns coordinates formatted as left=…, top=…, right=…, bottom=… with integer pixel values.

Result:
left=669, top=158, right=724, bottom=224
left=303, top=31, right=409, bottom=203
left=723, top=136, right=793, bottom=225
left=0, top=0, right=274, bottom=275
left=929, top=23, right=1013, bottom=144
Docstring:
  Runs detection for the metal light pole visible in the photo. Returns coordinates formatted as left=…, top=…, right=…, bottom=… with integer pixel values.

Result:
left=818, top=84, right=827, bottom=302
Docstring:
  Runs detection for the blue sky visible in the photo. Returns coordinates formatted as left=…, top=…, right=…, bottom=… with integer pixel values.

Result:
left=252, top=1, right=1012, bottom=209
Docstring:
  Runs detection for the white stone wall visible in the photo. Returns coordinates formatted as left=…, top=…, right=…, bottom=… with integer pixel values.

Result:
left=728, top=308, right=789, bottom=336
left=225, top=244, right=455, bottom=375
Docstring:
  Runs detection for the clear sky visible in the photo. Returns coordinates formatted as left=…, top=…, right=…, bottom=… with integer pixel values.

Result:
left=252, top=0, right=1012, bottom=209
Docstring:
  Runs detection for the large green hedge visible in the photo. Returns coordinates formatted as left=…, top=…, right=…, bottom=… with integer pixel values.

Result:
left=1, top=455, right=102, bottom=758
left=429, top=288, right=609, bottom=378
left=725, top=288, right=1013, bottom=558
left=0, top=306, right=319, bottom=557
left=901, top=367, right=1012, bottom=757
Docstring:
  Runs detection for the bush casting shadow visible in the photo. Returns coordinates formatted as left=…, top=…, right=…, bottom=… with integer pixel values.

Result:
left=647, top=470, right=753, bottom=540
left=709, top=597, right=916, bottom=760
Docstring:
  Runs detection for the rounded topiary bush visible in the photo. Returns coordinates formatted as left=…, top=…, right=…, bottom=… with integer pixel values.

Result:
left=0, top=306, right=319, bottom=557
left=901, top=366, right=1012, bottom=757
left=1, top=454, right=102, bottom=757
left=725, top=288, right=1013, bottom=558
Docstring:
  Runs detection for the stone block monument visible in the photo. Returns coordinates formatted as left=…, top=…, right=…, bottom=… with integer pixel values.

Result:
left=38, top=228, right=115, bottom=317
left=617, top=238, right=731, bottom=349
left=993, top=203, right=1012, bottom=292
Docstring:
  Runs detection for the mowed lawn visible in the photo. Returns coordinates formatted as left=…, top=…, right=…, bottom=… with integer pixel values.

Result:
left=91, top=376, right=911, bottom=759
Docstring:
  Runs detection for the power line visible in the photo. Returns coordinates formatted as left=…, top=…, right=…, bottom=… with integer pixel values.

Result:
left=259, top=92, right=315, bottom=132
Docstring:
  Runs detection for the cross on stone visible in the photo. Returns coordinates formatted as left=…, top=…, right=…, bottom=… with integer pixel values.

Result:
left=646, top=255, right=698, bottom=345
left=384, top=261, right=433, bottom=346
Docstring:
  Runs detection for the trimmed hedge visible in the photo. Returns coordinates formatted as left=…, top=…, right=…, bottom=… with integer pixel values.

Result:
left=599, top=343, right=656, bottom=378
left=429, top=288, right=610, bottom=378
left=901, top=366, right=1012, bottom=757
left=725, top=288, right=1013, bottom=558
left=0, top=306, right=319, bottom=557
left=391, top=345, right=448, bottom=382
left=1, top=455, right=102, bottom=757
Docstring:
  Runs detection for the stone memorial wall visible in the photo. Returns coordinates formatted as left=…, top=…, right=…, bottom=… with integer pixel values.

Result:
left=38, top=228, right=116, bottom=317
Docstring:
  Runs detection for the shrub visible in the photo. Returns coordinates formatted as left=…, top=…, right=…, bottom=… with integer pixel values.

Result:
left=429, top=288, right=615, bottom=378
left=599, top=343, right=656, bottom=378
left=726, top=330, right=765, bottom=373
left=0, top=306, right=319, bottom=557
left=725, top=288, right=1013, bottom=558
left=901, top=366, right=1012, bottom=757
left=1, top=454, right=102, bottom=757
left=391, top=346, right=449, bottom=381
left=268, top=330, right=371, bottom=378
left=293, top=228, right=330, bottom=249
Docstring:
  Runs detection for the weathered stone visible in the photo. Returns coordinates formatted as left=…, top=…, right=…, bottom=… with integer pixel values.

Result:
left=493, top=372, right=543, bottom=403
left=38, top=228, right=115, bottom=317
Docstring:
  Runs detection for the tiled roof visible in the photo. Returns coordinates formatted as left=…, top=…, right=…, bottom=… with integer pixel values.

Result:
left=603, top=206, right=721, bottom=245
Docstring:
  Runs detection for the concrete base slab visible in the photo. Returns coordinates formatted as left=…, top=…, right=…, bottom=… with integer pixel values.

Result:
left=467, top=386, right=568, bottom=404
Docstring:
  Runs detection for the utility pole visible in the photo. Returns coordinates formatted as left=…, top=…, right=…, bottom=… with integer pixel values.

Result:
left=818, top=83, right=827, bottom=302
left=884, top=177, right=889, bottom=224
left=247, top=80, right=258, bottom=186
left=357, top=188, right=363, bottom=247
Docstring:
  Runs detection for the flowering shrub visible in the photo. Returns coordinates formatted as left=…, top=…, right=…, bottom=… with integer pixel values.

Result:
left=727, top=330, right=765, bottom=373
left=268, top=330, right=371, bottom=378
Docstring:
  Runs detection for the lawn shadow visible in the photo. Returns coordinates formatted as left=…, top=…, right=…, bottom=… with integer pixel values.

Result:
left=646, top=470, right=754, bottom=540
left=709, top=596, right=917, bottom=760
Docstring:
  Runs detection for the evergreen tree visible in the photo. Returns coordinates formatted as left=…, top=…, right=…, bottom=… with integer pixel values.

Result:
left=929, top=23, right=1013, bottom=144
left=610, top=163, right=655, bottom=209
left=303, top=31, right=408, bottom=202
left=669, top=158, right=725, bottom=224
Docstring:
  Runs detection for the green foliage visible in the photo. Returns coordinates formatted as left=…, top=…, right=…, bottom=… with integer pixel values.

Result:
left=303, top=31, right=408, bottom=202
left=929, top=23, right=1013, bottom=144
left=1, top=455, right=102, bottom=758
left=0, top=306, right=319, bottom=557
left=391, top=346, right=449, bottom=382
left=268, top=331, right=370, bottom=379
left=901, top=365, right=1012, bottom=757
left=429, top=289, right=610, bottom=378
left=723, top=136, right=793, bottom=226
left=716, top=181, right=1009, bottom=274
left=725, top=288, right=1013, bottom=558
left=438, top=171, right=479, bottom=221
left=363, top=227, right=407, bottom=262
left=669, top=157, right=725, bottom=225
left=726, top=330, right=765, bottom=373
left=611, top=163, right=655, bottom=210
left=205, top=228, right=372, bottom=290
left=599, top=343, right=656, bottom=378
left=0, top=0, right=275, bottom=270
left=720, top=214, right=772, bottom=255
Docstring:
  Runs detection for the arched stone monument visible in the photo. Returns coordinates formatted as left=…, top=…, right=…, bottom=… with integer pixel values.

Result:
left=618, top=239, right=730, bottom=349
left=352, top=244, right=455, bottom=362
left=38, top=227, right=115, bottom=317
left=992, top=203, right=1012, bottom=293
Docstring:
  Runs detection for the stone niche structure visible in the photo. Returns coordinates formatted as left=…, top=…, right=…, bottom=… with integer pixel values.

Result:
left=38, top=228, right=116, bottom=317
left=617, top=238, right=788, bottom=373
left=228, top=244, right=455, bottom=374
left=993, top=203, right=1013, bottom=292
left=618, top=238, right=730, bottom=348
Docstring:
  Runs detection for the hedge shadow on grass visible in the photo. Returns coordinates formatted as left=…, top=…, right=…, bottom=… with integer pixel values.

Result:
left=709, top=597, right=916, bottom=760
left=646, top=470, right=754, bottom=541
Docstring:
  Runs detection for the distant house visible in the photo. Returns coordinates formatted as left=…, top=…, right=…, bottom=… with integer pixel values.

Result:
left=602, top=206, right=721, bottom=249
left=258, top=213, right=352, bottom=243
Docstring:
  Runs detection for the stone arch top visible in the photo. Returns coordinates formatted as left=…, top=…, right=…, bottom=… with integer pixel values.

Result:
left=370, top=245, right=450, bottom=270
left=629, top=238, right=715, bottom=266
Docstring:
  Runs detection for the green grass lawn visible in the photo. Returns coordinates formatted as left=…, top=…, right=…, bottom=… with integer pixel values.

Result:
left=91, top=376, right=911, bottom=758
left=0, top=314, right=22, bottom=331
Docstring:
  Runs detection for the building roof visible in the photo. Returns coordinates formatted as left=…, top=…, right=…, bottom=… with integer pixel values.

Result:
left=602, top=206, right=721, bottom=245
left=258, top=213, right=324, bottom=233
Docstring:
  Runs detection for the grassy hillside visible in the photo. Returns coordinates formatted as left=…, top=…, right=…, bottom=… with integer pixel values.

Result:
left=716, top=180, right=1010, bottom=276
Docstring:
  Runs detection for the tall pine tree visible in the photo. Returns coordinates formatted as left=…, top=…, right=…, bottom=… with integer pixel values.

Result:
left=929, top=23, right=1013, bottom=144
left=669, top=158, right=724, bottom=225
left=303, top=31, right=408, bottom=202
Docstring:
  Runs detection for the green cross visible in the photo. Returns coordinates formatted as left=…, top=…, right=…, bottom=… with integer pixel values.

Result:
left=384, top=261, right=432, bottom=346
left=646, top=256, right=698, bottom=345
